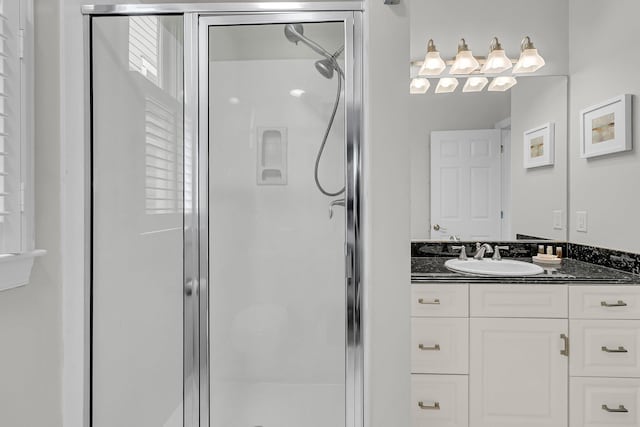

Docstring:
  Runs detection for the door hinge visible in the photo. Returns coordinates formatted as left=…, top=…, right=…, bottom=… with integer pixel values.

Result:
left=500, top=210, right=504, bottom=219
left=500, top=144, right=504, bottom=154
left=18, top=29, right=24, bottom=60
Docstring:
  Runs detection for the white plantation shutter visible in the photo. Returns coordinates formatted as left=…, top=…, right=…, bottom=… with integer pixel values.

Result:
left=0, top=0, right=25, bottom=254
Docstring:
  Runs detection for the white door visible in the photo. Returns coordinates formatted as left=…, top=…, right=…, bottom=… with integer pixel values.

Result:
left=470, top=318, right=569, bottom=427
left=430, top=130, right=502, bottom=240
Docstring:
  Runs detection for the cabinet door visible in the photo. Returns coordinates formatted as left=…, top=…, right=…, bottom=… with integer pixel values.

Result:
left=470, top=318, right=568, bottom=427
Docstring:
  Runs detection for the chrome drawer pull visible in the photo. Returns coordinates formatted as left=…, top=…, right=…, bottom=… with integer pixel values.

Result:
left=601, top=346, right=628, bottom=353
left=602, top=404, right=628, bottom=413
left=560, top=334, right=569, bottom=356
left=418, top=298, right=441, bottom=305
left=418, top=401, right=440, bottom=410
left=601, top=300, right=628, bottom=307
left=418, top=344, right=441, bottom=351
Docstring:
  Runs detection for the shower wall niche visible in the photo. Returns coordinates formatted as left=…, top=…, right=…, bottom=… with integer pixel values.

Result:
left=257, top=127, right=288, bottom=185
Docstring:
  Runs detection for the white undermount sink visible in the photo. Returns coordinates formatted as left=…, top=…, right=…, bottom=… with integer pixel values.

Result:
left=445, top=258, right=544, bottom=277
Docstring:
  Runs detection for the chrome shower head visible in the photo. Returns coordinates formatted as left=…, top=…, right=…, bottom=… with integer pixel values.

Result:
left=284, top=23, right=304, bottom=44
left=315, top=58, right=335, bottom=79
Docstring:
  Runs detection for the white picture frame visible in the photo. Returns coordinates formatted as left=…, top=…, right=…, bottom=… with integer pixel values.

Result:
left=580, top=94, right=632, bottom=158
left=523, top=122, right=554, bottom=168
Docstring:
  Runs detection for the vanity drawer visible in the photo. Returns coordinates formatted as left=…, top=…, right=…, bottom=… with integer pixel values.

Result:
left=570, top=286, right=640, bottom=319
left=412, top=374, right=468, bottom=427
left=570, top=377, right=640, bottom=427
left=411, top=284, right=469, bottom=317
left=470, top=284, right=568, bottom=318
left=570, top=320, right=640, bottom=378
left=411, top=318, right=469, bottom=374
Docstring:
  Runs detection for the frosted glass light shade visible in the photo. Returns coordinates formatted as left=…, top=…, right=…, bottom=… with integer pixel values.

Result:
left=410, top=77, right=430, bottom=94
left=450, top=50, right=479, bottom=75
left=488, top=76, right=517, bottom=92
left=435, top=78, right=459, bottom=93
left=419, top=51, right=446, bottom=76
left=481, top=49, right=512, bottom=74
left=513, top=48, right=545, bottom=73
left=463, top=77, right=489, bottom=92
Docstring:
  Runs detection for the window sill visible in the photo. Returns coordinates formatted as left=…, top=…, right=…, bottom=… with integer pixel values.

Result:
left=0, top=250, right=47, bottom=292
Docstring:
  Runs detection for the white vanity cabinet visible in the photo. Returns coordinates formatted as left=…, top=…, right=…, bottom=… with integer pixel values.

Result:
left=469, top=285, right=569, bottom=427
left=411, top=282, right=640, bottom=427
left=569, top=286, right=640, bottom=427
left=411, top=284, right=469, bottom=427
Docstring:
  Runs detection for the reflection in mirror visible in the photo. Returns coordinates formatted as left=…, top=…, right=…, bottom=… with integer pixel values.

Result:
left=411, top=75, right=567, bottom=242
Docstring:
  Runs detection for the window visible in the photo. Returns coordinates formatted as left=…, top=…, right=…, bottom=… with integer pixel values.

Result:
left=0, top=0, right=40, bottom=292
left=0, top=0, right=30, bottom=255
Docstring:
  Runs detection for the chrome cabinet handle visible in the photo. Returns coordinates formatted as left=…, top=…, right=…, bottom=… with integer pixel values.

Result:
left=602, top=346, right=628, bottom=353
left=560, top=334, right=569, bottom=356
left=602, top=404, right=629, bottom=413
left=418, top=298, right=440, bottom=305
left=418, top=401, right=440, bottom=410
left=418, top=344, right=441, bottom=351
left=601, top=300, right=627, bottom=307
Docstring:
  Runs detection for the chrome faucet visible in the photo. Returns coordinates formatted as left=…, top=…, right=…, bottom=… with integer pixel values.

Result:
left=492, top=245, right=510, bottom=261
left=474, top=242, right=494, bottom=260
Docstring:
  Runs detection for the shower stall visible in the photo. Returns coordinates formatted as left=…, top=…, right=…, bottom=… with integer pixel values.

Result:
left=85, top=3, right=362, bottom=427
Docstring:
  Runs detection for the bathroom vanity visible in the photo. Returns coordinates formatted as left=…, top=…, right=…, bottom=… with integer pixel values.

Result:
left=411, top=255, right=640, bottom=427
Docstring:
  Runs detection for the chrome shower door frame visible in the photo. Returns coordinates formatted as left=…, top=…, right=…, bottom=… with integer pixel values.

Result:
left=196, top=10, right=363, bottom=427
left=83, top=4, right=363, bottom=427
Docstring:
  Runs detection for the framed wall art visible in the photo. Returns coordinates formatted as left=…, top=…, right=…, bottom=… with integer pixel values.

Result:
left=524, top=122, right=554, bottom=168
left=580, top=94, right=632, bottom=158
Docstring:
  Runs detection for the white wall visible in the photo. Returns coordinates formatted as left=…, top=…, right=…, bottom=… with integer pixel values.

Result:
left=364, top=1, right=411, bottom=427
left=0, top=0, right=63, bottom=426
left=410, top=92, right=510, bottom=239
left=511, top=76, right=568, bottom=240
left=568, top=0, right=640, bottom=253
left=409, top=0, right=569, bottom=76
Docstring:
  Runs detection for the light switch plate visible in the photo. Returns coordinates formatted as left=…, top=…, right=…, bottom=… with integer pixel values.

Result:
left=553, top=210, right=563, bottom=230
left=576, top=211, right=588, bottom=232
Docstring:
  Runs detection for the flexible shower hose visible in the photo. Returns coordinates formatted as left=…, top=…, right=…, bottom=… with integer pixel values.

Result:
left=314, top=64, right=345, bottom=197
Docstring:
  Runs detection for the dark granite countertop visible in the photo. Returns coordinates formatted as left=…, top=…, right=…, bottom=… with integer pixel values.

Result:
left=411, top=257, right=640, bottom=284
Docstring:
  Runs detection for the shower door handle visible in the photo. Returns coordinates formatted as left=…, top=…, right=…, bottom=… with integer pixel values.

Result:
left=185, top=279, right=198, bottom=296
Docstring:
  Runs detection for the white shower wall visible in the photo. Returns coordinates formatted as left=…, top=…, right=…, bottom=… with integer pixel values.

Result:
left=209, top=59, right=346, bottom=427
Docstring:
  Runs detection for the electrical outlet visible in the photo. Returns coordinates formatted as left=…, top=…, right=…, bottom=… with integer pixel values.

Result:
left=553, top=210, right=563, bottom=230
left=576, top=211, right=588, bottom=232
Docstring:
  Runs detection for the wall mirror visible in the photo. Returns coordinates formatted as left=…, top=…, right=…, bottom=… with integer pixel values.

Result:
left=408, top=0, right=569, bottom=242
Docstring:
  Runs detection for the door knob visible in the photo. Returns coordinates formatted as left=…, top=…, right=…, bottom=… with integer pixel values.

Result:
left=433, top=224, right=440, bottom=231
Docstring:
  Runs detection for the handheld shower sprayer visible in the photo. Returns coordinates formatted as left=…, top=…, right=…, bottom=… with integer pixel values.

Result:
left=283, top=23, right=345, bottom=197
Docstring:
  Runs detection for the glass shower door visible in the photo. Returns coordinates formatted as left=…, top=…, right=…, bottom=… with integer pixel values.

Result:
left=91, top=15, right=186, bottom=427
left=203, top=14, right=355, bottom=427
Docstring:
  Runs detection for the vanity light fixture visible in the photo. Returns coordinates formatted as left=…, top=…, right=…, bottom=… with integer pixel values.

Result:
left=463, top=77, right=489, bottom=92
left=488, top=76, right=517, bottom=92
left=418, top=39, right=446, bottom=76
left=481, top=37, right=512, bottom=74
left=450, top=39, right=480, bottom=75
left=410, top=77, right=430, bottom=94
left=513, top=36, right=546, bottom=73
left=435, top=77, right=459, bottom=93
